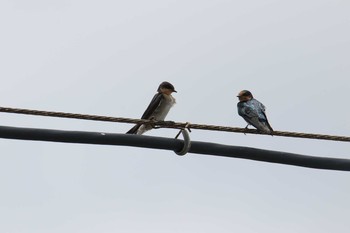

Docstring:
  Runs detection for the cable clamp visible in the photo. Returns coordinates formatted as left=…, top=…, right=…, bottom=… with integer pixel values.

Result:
left=174, top=123, right=191, bottom=156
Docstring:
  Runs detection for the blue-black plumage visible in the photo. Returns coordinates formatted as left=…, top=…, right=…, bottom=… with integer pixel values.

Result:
left=237, top=90, right=273, bottom=133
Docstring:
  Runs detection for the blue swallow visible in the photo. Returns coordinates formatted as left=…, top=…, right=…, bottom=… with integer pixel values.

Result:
left=237, top=90, right=273, bottom=133
left=127, top=81, right=177, bottom=135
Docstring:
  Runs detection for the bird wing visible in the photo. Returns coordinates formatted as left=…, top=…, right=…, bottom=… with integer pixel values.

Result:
left=237, top=102, right=258, bottom=119
left=238, top=102, right=265, bottom=129
left=238, top=99, right=273, bottom=133
left=256, top=100, right=266, bottom=112
left=140, top=93, right=164, bottom=119
left=254, top=99, right=273, bottom=132
left=260, top=110, right=274, bottom=132
left=126, top=93, right=164, bottom=134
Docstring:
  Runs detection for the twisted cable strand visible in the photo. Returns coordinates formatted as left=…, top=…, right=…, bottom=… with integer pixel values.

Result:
left=0, top=106, right=349, bottom=142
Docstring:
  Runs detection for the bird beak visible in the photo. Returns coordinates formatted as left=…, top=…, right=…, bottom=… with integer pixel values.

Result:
left=173, top=90, right=177, bottom=93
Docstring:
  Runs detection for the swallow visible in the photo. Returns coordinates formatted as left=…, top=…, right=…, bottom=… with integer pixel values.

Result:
left=126, top=81, right=177, bottom=135
left=237, top=90, right=273, bottom=133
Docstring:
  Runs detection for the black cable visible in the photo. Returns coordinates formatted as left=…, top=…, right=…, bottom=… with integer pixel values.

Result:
left=0, top=125, right=349, bottom=171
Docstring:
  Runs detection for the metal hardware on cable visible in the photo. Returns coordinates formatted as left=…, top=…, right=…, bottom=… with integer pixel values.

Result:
left=174, top=128, right=191, bottom=156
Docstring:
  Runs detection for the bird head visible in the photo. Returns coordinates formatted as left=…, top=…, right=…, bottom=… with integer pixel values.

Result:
left=237, top=90, right=253, bottom=102
left=158, top=81, right=177, bottom=95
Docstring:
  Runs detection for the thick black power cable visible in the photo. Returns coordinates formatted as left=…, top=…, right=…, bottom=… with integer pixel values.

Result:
left=0, top=125, right=349, bottom=171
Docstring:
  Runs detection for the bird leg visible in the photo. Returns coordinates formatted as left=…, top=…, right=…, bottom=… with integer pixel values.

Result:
left=244, top=124, right=250, bottom=135
left=162, top=120, right=175, bottom=125
left=149, top=118, right=160, bottom=129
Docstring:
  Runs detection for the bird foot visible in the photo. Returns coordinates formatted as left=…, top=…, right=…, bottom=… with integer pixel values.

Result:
left=149, top=119, right=158, bottom=129
left=156, top=120, right=175, bottom=126
left=162, top=120, right=176, bottom=125
left=152, top=120, right=175, bottom=129
left=244, top=124, right=250, bottom=135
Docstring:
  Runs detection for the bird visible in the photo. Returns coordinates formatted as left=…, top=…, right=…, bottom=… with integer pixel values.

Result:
left=126, top=81, right=177, bottom=135
left=237, top=90, right=273, bottom=133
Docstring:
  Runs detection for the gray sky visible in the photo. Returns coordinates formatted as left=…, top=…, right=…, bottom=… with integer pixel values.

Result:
left=0, top=0, right=349, bottom=232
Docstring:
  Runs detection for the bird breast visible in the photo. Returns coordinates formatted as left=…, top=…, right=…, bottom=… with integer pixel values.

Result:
left=152, top=94, right=176, bottom=121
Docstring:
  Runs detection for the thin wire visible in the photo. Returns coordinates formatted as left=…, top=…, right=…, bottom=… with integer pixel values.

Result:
left=0, top=106, right=349, bottom=142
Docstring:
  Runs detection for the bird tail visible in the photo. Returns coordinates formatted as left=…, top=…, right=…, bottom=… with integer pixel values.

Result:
left=126, top=124, right=141, bottom=134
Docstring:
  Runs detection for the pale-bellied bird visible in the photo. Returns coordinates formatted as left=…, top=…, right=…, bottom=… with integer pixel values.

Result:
left=126, top=81, right=177, bottom=135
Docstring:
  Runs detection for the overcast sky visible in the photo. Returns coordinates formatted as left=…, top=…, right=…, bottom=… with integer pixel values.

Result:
left=0, top=0, right=349, bottom=232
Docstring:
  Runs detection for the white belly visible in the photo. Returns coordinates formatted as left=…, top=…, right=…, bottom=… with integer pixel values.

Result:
left=136, top=94, right=176, bottom=135
left=152, top=94, right=176, bottom=121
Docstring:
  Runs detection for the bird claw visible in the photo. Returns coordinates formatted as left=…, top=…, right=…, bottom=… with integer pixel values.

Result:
left=163, top=120, right=175, bottom=125
left=156, top=120, right=176, bottom=126
left=243, top=124, right=250, bottom=135
left=152, top=120, right=175, bottom=129
left=149, top=119, right=158, bottom=129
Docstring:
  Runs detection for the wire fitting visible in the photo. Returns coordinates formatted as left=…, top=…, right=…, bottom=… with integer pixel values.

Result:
left=175, top=128, right=191, bottom=156
left=174, top=122, right=191, bottom=156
